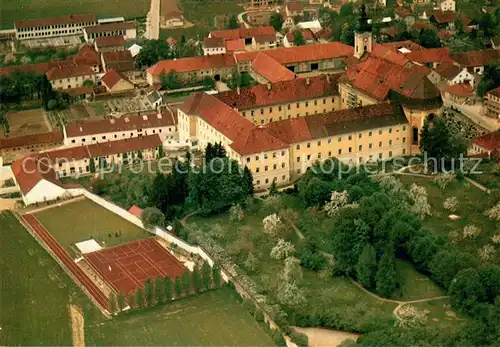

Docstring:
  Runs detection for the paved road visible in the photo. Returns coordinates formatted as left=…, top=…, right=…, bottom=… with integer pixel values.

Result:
left=146, top=0, right=160, bottom=39
left=443, top=97, right=499, bottom=132
left=22, top=213, right=109, bottom=312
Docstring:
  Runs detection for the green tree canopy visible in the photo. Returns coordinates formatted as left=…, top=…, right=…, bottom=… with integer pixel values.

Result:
left=270, top=13, right=284, bottom=31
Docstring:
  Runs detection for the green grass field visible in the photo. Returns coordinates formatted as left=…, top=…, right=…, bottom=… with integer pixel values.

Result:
left=35, top=199, right=148, bottom=254
left=0, top=211, right=100, bottom=345
left=396, top=260, right=445, bottom=301
left=86, top=287, right=274, bottom=346
left=1, top=0, right=150, bottom=29
left=396, top=175, right=499, bottom=265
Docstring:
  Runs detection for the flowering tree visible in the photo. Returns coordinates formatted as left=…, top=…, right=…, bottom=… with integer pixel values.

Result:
left=282, top=256, right=303, bottom=283
left=434, top=173, right=455, bottom=190
left=277, top=282, right=306, bottom=307
left=409, top=184, right=432, bottom=219
left=378, top=175, right=405, bottom=197
left=263, top=213, right=284, bottom=236
left=492, top=234, right=500, bottom=244
left=270, top=239, right=296, bottom=260
left=395, top=305, right=428, bottom=328
left=479, top=244, right=496, bottom=262
left=229, top=203, right=245, bottom=222
left=463, top=225, right=481, bottom=239
left=244, top=252, right=258, bottom=271
left=485, top=203, right=500, bottom=221
left=443, top=197, right=459, bottom=212
left=324, top=190, right=349, bottom=217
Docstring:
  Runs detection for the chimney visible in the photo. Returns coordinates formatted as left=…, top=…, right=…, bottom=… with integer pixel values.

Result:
left=306, top=77, right=310, bottom=86
left=237, top=86, right=240, bottom=95
left=266, top=82, right=271, bottom=90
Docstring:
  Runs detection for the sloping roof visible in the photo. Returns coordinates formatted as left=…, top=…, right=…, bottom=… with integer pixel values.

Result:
left=203, top=37, right=225, bottom=48
left=74, top=44, right=100, bottom=66
left=251, top=52, right=297, bottom=83
left=11, top=156, right=61, bottom=195
left=46, top=64, right=95, bottom=80
left=266, top=103, right=407, bottom=143
left=411, top=21, right=437, bottom=32
left=128, top=44, right=142, bottom=57
left=340, top=56, right=441, bottom=102
left=102, top=69, right=130, bottom=90
left=444, top=83, right=473, bottom=97
left=487, top=86, right=500, bottom=98
left=435, top=62, right=461, bottom=79
left=286, top=1, right=304, bottom=11
left=437, top=30, right=454, bottom=40
left=225, top=39, right=245, bottom=52
left=15, top=14, right=96, bottom=29
left=102, top=50, right=134, bottom=72
left=395, top=7, right=412, bottom=17
left=210, top=26, right=275, bottom=40
left=128, top=205, right=143, bottom=217
left=215, top=74, right=340, bottom=109
left=264, top=41, right=353, bottom=65
left=84, top=22, right=136, bottom=34
left=95, top=35, right=124, bottom=48
left=450, top=49, right=500, bottom=67
left=473, top=130, right=500, bottom=150
left=66, top=112, right=176, bottom=137
left=430, top=10, right=457, bottom=23
left=379, top=40, right=424, bottom=52
left=371, top=44, right=412, bottom=67
left=87, top=134, right=161, bottom=157
left=406, top=47, right=451, bottom=64
left=164, top=10, right=184, bottom=20
left=0, top=131, right=63, bottom=149
left=65, top=86, right=94, bottom=96
left=147, top=54, right=236, bottom=76
left=253, top=33, right=277, bottom=43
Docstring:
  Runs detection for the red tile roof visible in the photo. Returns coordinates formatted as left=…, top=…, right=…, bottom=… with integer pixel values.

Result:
left=437, top=30, right=454, bottom=40
left=371, top=44, right=412, bottom=67
left=203, top=37, right=225, bottom=48
left=380, top=26, right=398, bottom=38
left=253, top=33, right=277, bottom=43
left=473, top=130, right=500, bottom=151
left=286, top=29, right=315, bottom=42
left=215, top=74, right=339, bottom=109
left=0, top=131, right=63, bottom=150
left=95, top=35, right=125, bottom=48
left=379, top=40, right=424, bottom=52
left=450, top=49, right=500, bottom=68
left=406, top=47, right=451, bottom=64
left=225, top=39, right=245, bottom=52
left=66, top=112, right=176, bottom=137
left=250, top=52, right=297, bottom=83
left=46, top=64, right=95, bottom=80
left=395, top=7, right=412, bottom=18
left=102, top=50, right=134, bottom=72
left=102, top=69, right=129, bottom=90
left=15, top=14, right=96, bottom=29
left=444, top=83, right=473, bottom=97
left=430, top=10, right=457, bottom=23
left=286, top=1, right=304, bottom=12
left=435, top=62, right=461, bottom=79
left=87, top=134, right=161, bottom=157
left=179, top=93, right=288, bottom=155
left=210, top=26, right=275, bottom=40
left=264, top=41, right=353, bottom=65
left=65, top=86, right=94, bottom=96
left=147, top=54, right=236, bottom=76
left=84, top=22, right=136, bottom=34
left=11, top=156, right=61, bottom=195
left=74, top=44, right=100, bottom=66
left=411, top=21, right=437, bottom=32
left=487, top=86, right=500, bottom=98
left=164, top=10, right=184, bottom=20
left=128, top=205, right=143, bottom=217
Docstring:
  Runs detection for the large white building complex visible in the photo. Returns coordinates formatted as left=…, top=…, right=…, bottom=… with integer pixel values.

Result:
left=14, top=14, right=97, bottom=40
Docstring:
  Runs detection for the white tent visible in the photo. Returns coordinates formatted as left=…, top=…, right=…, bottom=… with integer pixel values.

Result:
left=128, top=44, right=142, bottom=58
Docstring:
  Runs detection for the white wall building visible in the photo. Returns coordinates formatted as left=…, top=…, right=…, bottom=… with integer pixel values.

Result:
left=15, top=14, right=97, bottom=40
left=438, top=0, right=456, bottom=12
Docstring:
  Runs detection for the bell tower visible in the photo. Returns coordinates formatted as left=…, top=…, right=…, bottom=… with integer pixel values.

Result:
left=354, top=4, right=373, bottom=59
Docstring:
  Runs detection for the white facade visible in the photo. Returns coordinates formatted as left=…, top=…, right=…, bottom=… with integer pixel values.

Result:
left=84, top=26, right=136, bottom=42
left=203, top=46, right=226, bottom=56
left=450, top=68, right=475, bottom=86
left=19, top=179, right=67, bottom=206
left=296, top=20, right=322, bottom=32
left=439, top=0, right=456, bottom=12
left=15, top=19, right=97, bottom=40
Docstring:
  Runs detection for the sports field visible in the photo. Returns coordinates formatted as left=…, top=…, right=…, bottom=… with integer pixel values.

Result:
left=35, top=199, right=148, bottom=255
left=1, top=0, right=150, bottom=29
left=86, top=287, right=274, bottom=346
left=0, top=211, right=99, bottom=345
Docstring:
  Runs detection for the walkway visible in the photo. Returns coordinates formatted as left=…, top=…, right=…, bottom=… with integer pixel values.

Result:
left=21, top=213, right=109, bottom=313
left=145, top=0, right=160, bottom=39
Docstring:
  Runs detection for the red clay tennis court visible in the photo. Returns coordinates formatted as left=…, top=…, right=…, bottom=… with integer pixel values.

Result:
left=85, top=238, right=185, bottom=295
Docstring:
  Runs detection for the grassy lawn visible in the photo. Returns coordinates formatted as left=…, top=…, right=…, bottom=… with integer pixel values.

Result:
left=396, top=260, right=445, bottom=301
left=0, top=211, right=100, bottom=345
left=412, top=298, right=466, bottom=329
left=1, top=0, right=149, bottom=29
left=87, top=101, right=110, bottom=117
left=85, top=287, right=274, bottom=346
left=396, top=175, right=499, bottom=265
left=35, top=199, right=149, bottom=254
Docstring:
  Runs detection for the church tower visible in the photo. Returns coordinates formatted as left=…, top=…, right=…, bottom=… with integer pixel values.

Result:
left=354, top=4, right=373, bottom=59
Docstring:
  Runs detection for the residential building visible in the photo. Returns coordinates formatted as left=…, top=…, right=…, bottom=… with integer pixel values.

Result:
left=285, top=2, right=304, bottom=17
left=94, top=35, right=125, bottom=52
left=296, top=20, right=322, bottom=33
left=406, top=47, right=452, bottom=69
left=283, top=29, right=316, bottom=47
left=251, top=34, right=278, bottom=50
left=438, top=0, right=456, bottom=12
left=178, top=92, right=411, bottom=190
left=251, top=0, right=272, bottom=7
left=46, top=63, right=97, bottom=90
left=83, top=22, right=136, bottom=41
left=485, top=86, right=500, bottom=120
left=101, top=50, right=135, bottom=78
left=63, top=110, right=177, bottom=146
left=434, top=63, right=474, bottom=86
left=395, top=7, right=415, bottom=26
left=161, top=11, right=184, bottom=28
left=14, top=14, right=97, bottom=40
left=471, top=130, right=500, bottom=157
left=442, top=83, right=474, bottom=104
left=354, top=5, right=373, bottom=59
left=225, top=39, right=246, bottom=54
left=101, top=69, right=134, bottom=93
left=249, top=52, right=297, bottom=84
left=203, top=37, right=226, bottom=55
left=0, top=131, right=64, bottom=164
left=449, top=49, right=500, bottom=75
left=215, top=74, right=340, bottom=125
left=209, top=26, right=276, bottom=47
left=429, top=10, right=457, bottom=30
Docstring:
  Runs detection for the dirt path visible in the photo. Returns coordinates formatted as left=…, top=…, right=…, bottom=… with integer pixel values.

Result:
left=42, top=109, right=53, bottom=132
left=293, top=327, right=360, bottom=347
left=69, top=304, right=85, bottom=347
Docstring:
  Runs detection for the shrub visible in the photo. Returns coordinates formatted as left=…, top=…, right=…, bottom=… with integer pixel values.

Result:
left=485, top=203, right=500, bottom=221
left=263, top=213, right=285, bottom=236
left=463, top=225, right=481, bottom=239
left=282, top=257, right=303, bottom=283
left=290, top=331, right=309, bottom=347
left=434, top=173, right=455, bottom=189
left=244, top=252, right=258, bottom=271
left=277, top=282, right=306, bottom=307
left=443, top=196, right=459, bottom=212
left=479, top=244, right=496, bottom=262
left=409, top=184, right=432, bottom=219
left=492, top=234, right=500, bottom=244
left=395, top=305, right=428, bottom=328
left=324, top=190, right=349, bottom=217
left=229, top=203, right=245, bottom=222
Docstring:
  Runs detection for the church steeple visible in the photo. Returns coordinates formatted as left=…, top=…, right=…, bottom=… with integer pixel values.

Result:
left=354, top=3, right=373, bottom=59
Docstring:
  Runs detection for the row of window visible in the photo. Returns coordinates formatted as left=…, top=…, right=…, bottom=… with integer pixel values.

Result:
left=295, top=145, right=406, bottom=162
left=293, top=131, right=406, bottom=151
left=88, top=29, right=126, bottom=39
left=17, top=22, right=94, bottom=32
left=243, top=98, right=335, bottom=117
left=69, top=128, right=171, bottom=144
left=255, top=175, right=287, bottom=186
left=255, top=162, right=287, bottom=173
left=18, top=29, right=79, bottom=38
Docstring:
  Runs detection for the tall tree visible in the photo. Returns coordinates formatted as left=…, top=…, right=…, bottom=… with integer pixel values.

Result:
left=270, top=13, right=284, bottom=31
left=160, top=69, right=182, bottom=90
left=181, top=270, right=192, bottom=295
left=356, top=244, right=378, bottom=289
left=144, top=279, right=154, bottom=306
left=164, top=276, right=173, bottom=301
left=418, top=29, right=441, bottom=48
left=212, top=264, right=222, bottom=288
left=192, top=267, right=203, bottom=293
left=141, top=207, right=165, bottom=230
left=201, top=262, right=212, bottom=290
left=135, top=39, right=171, bottom=67
left=136, top=287, right=145, bottom=307
left=293, top=31, right=306, bottom=46
left=154, top=277, right=164, bottom=305
left=174, top=277, right=182, bottom=298
left=108, top=293, right=118, bottom=314
left=117, top=292, right=126, bottom=311
left=375, top=249, right=398, bottom=298
left=227, top=14, right=239, bottom=29
left=242, top=166, right=254, bottom=195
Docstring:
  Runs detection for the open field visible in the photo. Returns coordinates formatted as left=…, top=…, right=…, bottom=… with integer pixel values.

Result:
left=0, top=211, right=99, bottom=345
left=3, top=109, right=50, bottom=138
left=397, top=175, right=499, bottom=265
left=1, top=0, right=150, bottom=29
left=35, top=199, right=149, bottom=255
left=86, top=287, right=274, bottom=346
left=396, top=260, right=445, bottom=301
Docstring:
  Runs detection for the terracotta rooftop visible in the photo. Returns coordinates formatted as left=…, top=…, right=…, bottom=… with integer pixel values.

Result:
left=102, top=69, right=128, bottom=90
left=444, top=83, right=473, bottom=97
left=87, top=134, right=162, bottom=157
left=341, top=56, right=441, bottom=103
left=15, top=14, right=96, bottom=29
left=65, top=86, right=94, bottom=96
left=430, top=10, right=458, bottom=23
left=264, top=41, right=353, bottom=65
left=395, top=7, right=412, bottom=18
left=84, top=22, right=136, bottom=34
left=411, top=21, right=437, bottom=32
left=437, top=30, right=454, bottom=40
left=164, top=10, right=184, bottom=20
left=46, top=64, right=95, bottom=80
left=266, top=103, right=408, bottom=143
left=406, top=47, right=451, bottom=64
left=0, top=131, right=63, bottom=150
left=102, top=50, right=134, bottom=72
left=286, top=1, right=304, bottom=11
left=473, top=130, right=500, bottom=151
left=380, top=26, right=398, bottom=38
left=379, top=40, right=424, bottom=52
left=487, top=86, right=500, bottom=98
left=371, top=44, right=412, bottom=67
left=95, top=35, right=125, bottom=48
left=450, top=49, right=500, bottom=68
left=286, top=29, right=315, bottom=42
left=147, top=54, right=236, bottom=76
left=210, top=26, right=275, bottom=40
left=225, top=39, right=245, bottom=52
left=128, top=205, right=143, bottom=217
left=65, top=112, right=176, bottom=137
left=203, top=37, right=225, bottom=48
left=250, top=52, right=297, bottom=83
left=435, top=62, right=461, bottom=79
left=11, top=156, right=61, bottom=195
left=215, top=74, right=340, bottom=109
left=253, top=33, right=277, bottom=43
